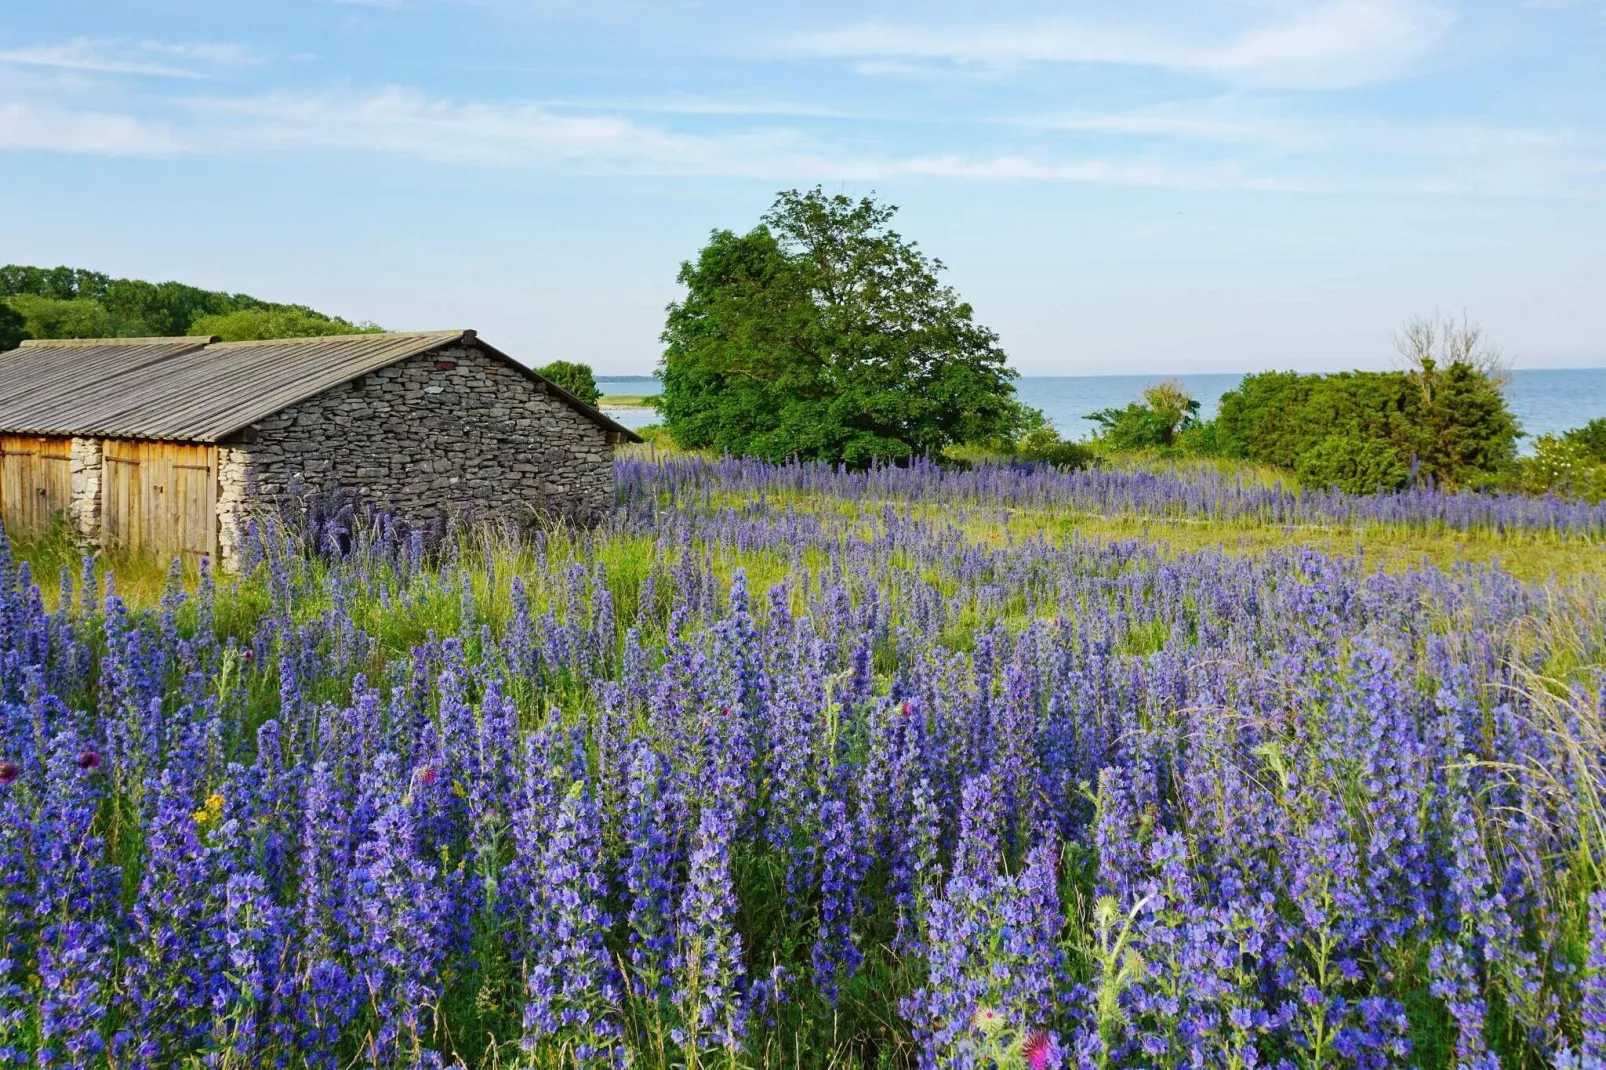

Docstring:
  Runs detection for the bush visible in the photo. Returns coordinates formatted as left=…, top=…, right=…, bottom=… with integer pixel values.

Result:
left=1294, top=434, right=1410, bottom=494
left=1564, top=418, right=1606, bottom=464
left=1015, top=425, right=1094, bottom=470
left=1518, top=433, right=1606, bottom=501
left=1199, top=364, right=1517, bottom=488
left=533, top=360, right=602, bottom=406
left=1088, top=380, right=1200, bottom=452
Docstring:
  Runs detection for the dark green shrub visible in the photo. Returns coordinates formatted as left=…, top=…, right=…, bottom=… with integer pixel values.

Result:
left=1200, top=364, right=1517, bottom=488
left=1295, top=435, right=1410, bottom=494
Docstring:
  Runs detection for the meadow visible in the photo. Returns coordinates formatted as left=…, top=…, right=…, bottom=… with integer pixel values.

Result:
left=2, top=455, right=1605, bottom=1068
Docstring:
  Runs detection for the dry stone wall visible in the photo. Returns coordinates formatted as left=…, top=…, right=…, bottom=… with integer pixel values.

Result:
left=217, top=343, right=615, bottom=566
left=69, top=437, right=102, bottom=544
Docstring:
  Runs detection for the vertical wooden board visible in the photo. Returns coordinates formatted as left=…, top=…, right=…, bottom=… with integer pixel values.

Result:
left=174, top=448, right=216, bottom=560
left=103, top=439, right=142, bottom=552
left=0, top=436, right=71, bottom=538
left=97, top=440, right=218, bottom=560
left=35, top=438, right=71, bottom=534
left=2, top=438, right=33, bottom=537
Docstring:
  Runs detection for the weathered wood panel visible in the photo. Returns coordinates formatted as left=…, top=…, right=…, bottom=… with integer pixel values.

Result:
left=102, top=440, right=218, bottom=561
left=0, top=435, right=72, bottom=540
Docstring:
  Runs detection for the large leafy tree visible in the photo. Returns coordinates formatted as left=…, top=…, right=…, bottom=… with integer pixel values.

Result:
left=658, top=188, right=1023, bottom=466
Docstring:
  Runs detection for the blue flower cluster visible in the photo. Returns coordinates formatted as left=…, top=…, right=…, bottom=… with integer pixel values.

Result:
left=0, top=454, right=1604, bottom=1067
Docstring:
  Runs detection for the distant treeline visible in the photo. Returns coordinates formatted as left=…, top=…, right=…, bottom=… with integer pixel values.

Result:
left=0, top=264, right=381, bottom=349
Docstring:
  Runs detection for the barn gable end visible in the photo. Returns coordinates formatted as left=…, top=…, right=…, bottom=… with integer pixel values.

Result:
left=216, top=340, right=617, bottom=564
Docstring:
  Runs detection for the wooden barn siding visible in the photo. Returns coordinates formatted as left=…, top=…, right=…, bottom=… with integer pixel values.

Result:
left=102, top=440, right=218, bottom=560
left=0, top=435, right=73, bottom=539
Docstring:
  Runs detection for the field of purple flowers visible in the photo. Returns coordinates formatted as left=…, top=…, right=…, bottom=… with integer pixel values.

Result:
left=2, top=456, right=1605, bottom=1068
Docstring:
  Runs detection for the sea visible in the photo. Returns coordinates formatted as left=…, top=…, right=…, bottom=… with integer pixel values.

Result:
left=597, top=369, right=1606, bottom=453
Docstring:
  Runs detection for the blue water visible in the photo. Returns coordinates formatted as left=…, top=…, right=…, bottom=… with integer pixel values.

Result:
left=598, top=369, right=1606, bottom=451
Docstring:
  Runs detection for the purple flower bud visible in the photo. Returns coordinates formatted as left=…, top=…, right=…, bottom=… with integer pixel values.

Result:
left=0, top=760, right=18, bottom=786
left=77, top=749, right=101, bottom=771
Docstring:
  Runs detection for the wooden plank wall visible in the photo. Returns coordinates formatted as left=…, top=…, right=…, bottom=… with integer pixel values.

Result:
left=103, top=440, right=218, bottom=561
left=0, top=435, right=73, bottom=539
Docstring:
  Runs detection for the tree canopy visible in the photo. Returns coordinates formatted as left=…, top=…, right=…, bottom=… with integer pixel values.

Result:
left=0, top=264, right=378, bottom=347
left=533, top=360, right=602, bottom=406
left=658, top=188, right=1024, bottom=466
left=0, top=301, right=25, bottom=352
left=191, top=307, right=379, bottom=342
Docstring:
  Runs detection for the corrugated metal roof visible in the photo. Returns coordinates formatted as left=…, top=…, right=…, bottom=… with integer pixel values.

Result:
left=0, top=330, right=642, bottom=443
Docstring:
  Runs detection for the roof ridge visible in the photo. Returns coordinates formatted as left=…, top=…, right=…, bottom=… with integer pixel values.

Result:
left=204, top=329, right=465, bottom=349
left=17, top=336, right=218, bottom=348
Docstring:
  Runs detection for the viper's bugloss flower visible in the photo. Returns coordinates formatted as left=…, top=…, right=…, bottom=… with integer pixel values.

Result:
left=0, top=455, right=1600, bottom=1069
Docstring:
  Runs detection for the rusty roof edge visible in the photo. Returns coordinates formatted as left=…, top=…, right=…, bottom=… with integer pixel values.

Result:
left=469, top=337, right=645, bottom=444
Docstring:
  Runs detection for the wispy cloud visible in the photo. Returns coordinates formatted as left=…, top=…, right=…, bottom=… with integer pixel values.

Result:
left=0, top=85, right=1299, bottom=190
left=0, top=101, right=189, bottom=154
left=1006, top=101, right=1577, bottom=157
left=0, top=82, right=1594, bottom=198
left=541, top=94, right=862, bottom=119
left=787, top=0, right=1455, bottom=89
left=0, top=38, right=257, bottom=79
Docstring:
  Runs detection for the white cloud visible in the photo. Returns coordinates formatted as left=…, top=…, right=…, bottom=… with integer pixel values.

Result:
left=1, top=84, right=1593, bottom=197
left=539, top=94, right=862, bottom=119
left=0, top=38, right=256, bottom=79
left=185, top=87, right=1319, bottom=188
left=1008, top=102, right=1576, bottom=158
left=0, top=101, right=188, bottom=154
left=0, top=85, right=1298, bottom=190
left=787, top=0, right=1456, bottom=89
left=190, top=88, right=819, bottom=171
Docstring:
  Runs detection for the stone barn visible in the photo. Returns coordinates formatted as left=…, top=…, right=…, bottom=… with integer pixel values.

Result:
left=0, top=330, right=640, bottom=568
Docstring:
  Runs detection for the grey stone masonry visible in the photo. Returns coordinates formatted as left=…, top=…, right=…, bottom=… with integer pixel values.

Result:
left=217, top=342, right=615, bottom=567
left=69, top=437, right=102, bottom=544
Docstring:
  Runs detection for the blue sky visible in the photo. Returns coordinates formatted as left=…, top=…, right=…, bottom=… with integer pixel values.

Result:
left=2, top=1, right=1603, bottom=375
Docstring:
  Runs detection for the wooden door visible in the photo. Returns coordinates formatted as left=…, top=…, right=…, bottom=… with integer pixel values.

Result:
left=102, top=440, right=218, bottom=561
left=0, top=435, right=72, bottom=540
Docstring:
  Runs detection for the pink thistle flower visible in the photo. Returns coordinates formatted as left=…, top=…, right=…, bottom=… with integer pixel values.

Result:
left=1022, top=1030, right=1060, bottom=1070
